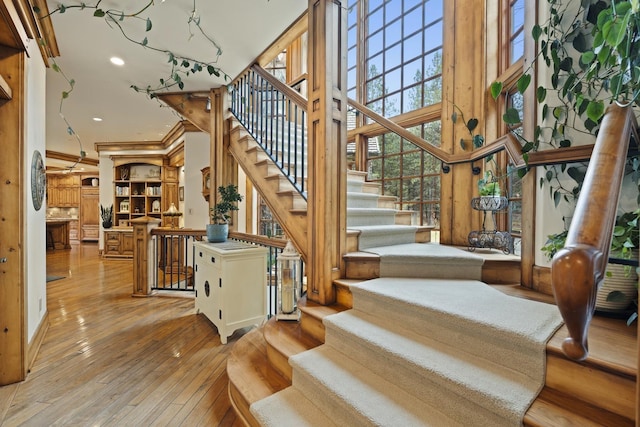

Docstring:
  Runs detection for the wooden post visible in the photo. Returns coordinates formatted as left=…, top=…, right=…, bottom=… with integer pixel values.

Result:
left=306, top=0, right=347, bottom=305
left=131, top=217, right=161, bottom=297
left=439, top=0, right=486, bottom=246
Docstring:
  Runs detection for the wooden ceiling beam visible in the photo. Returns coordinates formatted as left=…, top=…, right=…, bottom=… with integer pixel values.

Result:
left=155, top=92, right=210, bottom=133
left=45, top=150, right=99, bottom=166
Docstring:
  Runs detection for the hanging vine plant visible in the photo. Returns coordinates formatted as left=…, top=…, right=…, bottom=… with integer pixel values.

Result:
left=34, top=0, right=232, bottom=165
left=34, top=0, right=231, bottom=97
left=490, top=0, right=640, bottom=206
left=492, top=0, right=640, bottom=151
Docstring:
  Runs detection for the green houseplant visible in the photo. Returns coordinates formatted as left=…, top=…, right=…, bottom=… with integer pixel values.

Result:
left=542, top=210, right=639, bottom=317
left=478, top=172, right=501, bottom=197
left=492, top=0, right=640, bottom=155
left=100, top=204, right=113, bottom=229
left=207, top=184, right=243, bottom=242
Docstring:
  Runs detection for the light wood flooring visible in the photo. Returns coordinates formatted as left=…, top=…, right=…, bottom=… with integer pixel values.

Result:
left=0, top=243, right=244, bottom=427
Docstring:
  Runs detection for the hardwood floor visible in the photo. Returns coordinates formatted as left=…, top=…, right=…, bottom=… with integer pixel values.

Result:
left=0, top=243, right=245, bottom=427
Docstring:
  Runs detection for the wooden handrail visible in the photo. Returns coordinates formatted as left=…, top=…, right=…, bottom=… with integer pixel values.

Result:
left=552, top=104, right=637, bottom=361
left=229, top=231, right=288, bottom=250
left=347, top=97, right=526, bottom=167
left=251, top=64, right=308, bottom=110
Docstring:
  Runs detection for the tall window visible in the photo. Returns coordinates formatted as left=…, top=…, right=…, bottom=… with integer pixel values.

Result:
left=347, top=0, right=444, bottom=229
left=362, top=0, right=443, bottom=117
left=509, top=0, right=525, bottom=65
left=494, top=0, right=526, bottom=251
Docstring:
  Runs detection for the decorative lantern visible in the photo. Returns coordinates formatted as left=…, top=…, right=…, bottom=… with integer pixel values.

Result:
left=276, top=240, right=300, bottom=321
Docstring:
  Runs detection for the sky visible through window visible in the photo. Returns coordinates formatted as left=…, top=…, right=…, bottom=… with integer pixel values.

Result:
left=348, top=0, right=444, bottom=117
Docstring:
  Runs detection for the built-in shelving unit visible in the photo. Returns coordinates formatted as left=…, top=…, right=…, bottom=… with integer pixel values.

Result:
left=112, top=158, right=178, bottom=227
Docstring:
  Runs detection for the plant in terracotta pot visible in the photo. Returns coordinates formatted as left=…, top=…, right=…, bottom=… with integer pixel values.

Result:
left=207, top=184, right=243, bottom=243
left=100, top=204, right=113, bottom=229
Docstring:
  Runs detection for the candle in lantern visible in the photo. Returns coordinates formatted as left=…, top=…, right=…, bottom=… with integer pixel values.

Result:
left=281, top=268, right=295, bottom=314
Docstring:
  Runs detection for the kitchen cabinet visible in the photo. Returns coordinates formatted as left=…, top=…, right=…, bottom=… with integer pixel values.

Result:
left=193, top=241, right=267, bottom=344
left=80, top=186, right=99, bottom=241
left=46, top=173, right=80, bottom=207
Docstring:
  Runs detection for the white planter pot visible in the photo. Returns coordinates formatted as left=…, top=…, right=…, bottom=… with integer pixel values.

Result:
left=596, top=251, right=638, bottom=312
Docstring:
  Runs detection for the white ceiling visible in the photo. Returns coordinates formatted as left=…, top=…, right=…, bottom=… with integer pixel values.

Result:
left=44, top=0, right=306, bottom=171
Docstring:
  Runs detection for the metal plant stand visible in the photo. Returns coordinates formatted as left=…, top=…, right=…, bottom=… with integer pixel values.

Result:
left=468, top=196, right=512, bottom=254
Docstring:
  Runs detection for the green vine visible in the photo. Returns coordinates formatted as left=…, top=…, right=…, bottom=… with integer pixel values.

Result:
left=35, top=0, right=234, bottom=165
left=491, top=0, right=640, bottom=155
left=34, top=0, right=231, bottom=97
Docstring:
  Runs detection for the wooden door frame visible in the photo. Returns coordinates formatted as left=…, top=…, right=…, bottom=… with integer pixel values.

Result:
left=0, top=45, right=26, bottom=385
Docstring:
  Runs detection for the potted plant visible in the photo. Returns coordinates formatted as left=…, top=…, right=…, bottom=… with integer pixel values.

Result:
left=100, top=204, right=113, bottom=229
left=476, top=170, right=502, bottom=210
left=207, top=184, right=243, bottom=242
left=542, top=210, right=639, bottom=315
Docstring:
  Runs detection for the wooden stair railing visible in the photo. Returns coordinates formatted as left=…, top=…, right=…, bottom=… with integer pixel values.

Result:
left=552, top=104, right=638, bottom=361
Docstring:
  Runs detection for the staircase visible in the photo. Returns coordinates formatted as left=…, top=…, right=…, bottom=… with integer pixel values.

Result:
left=228, top=113, right=430, bottom=261
left=228, top=278, right=636, bottom=427
left=225, top=99, right=637, bottom=426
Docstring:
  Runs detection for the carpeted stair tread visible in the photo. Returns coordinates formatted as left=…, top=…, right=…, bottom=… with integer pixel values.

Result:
left=348, top=225, right=418, bottom=249
left=346, top=208, right=398, bottom=227
left=289, top=345, right=460, bottom=426
left=323, top=309, right=536, bottom=425
left=250, top=277, right=563, bottom=426
left=346, top=191, right=386, bottom=208
left=349, top=278, right=563, bottom=348
left=250, top=387, right=339, bottom=427
left=365, top=243, right=484, bottom=280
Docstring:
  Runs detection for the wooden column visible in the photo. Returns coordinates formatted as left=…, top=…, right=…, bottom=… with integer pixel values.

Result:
left=131, top=217, right=161, bottom=297
left=306, top=0, right=347, bottom=305
left=439, top=0, right=486, bottom=246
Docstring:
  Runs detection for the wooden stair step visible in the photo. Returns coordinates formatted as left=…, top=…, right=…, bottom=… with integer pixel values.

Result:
left=226, top=327, right=289, bottom=427
left=263, top=317, right=322, bottom=381
left=525, top=388, right=633, bottom=426
left=343, top=251, right=381, bottom=280
left=298, top=298, right=349, bottom=343
left=333, top=278, right=358, bottom=308
left=495, top=284, right=636, bottom=424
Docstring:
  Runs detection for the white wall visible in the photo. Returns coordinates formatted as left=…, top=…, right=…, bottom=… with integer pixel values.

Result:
left=533, top=2, right=638, bottom=266
left=26, top=39, right=48, bottom=341
left=183, top=132, right=210, bottom=229
left=533, top=1, right=594, bottom=267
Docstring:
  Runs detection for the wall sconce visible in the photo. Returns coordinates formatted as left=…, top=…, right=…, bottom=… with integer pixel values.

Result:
left=276, top=240, right=300, bottom=321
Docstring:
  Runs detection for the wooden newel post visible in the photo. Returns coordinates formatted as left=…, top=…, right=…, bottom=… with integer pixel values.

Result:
left=131, top=217, right=161, bottom=297
left=306, top=0, right=348, bottom=305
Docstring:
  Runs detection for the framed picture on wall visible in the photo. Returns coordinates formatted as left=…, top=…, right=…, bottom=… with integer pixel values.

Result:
left=179, top=186, right=184, bottom=201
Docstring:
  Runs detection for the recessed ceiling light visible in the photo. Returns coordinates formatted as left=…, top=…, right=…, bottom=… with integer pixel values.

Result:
left=93, top=117, right=103, bottom=122
left=110, top=57, right=125, bottom=66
